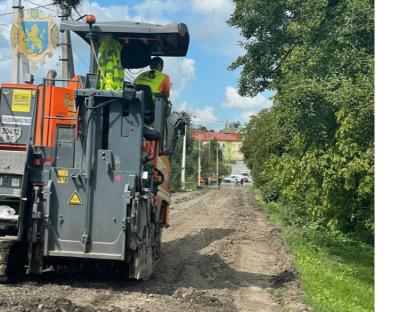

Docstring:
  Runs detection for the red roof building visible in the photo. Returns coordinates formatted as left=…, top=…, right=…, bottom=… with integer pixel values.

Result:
left=192, top=131, right=242, bottom=142
left=192, top=131, right=243, bottom=161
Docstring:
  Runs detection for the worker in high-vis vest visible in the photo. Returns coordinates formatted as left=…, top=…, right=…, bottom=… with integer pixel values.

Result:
left=98, top=39, right=124, bottom=91
left=134, top=57, right=171, bottom=99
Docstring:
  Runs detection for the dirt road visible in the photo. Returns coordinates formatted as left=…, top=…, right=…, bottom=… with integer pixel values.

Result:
left=0, top=186, right=309, bottom=312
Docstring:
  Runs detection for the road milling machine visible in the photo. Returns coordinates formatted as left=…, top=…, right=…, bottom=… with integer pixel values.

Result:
left=0, top=16, right=189, bottom=281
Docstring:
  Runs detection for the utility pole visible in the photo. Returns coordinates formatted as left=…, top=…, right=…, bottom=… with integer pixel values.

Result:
left=197, top=132, right=201, bottom=187
left=58, top=0, right=75, bottom=84
left=208, top=140, right=211, bottom=176
left=180, top=124, right=187, bottom=191
left=11, top=0, right=29, bottom=83
left=216, top=143, right=219, bottom=178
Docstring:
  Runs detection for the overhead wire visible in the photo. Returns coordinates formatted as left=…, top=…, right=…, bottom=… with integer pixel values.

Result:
left=188, top=115, right=228, bottom=126
left=23, top=0, right=58, bottom=13
left=0, top=11, right=13, bottom=17
left=192, top=119, right=226, bottom=125
left=74, top=51, right=89, bottom=70
left=0, top=27, right=11, bottom=34
left=0, top=56, right=13, bottom=62
left=181, top=112, right=227, bottom=125
left=72, top=5, right=83, bottom=20
left=0, top=2, right=56, bottom=17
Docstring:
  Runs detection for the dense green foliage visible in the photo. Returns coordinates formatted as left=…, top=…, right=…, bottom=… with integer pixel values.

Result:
left=254, top=189, right=374, bottom=312
left=230, top=0, right=374, bottom=240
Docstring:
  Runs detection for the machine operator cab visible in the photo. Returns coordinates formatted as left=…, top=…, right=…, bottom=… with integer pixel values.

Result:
left=59, top=16, right=189, bottom=153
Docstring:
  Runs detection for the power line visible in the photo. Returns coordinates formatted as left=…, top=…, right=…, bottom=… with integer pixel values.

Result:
left=0, top=56, right=13, bottom=62
left=74, top=51, right=89, bottom=70
left=193, top=117, right=225, bottom=125
left=0, top=11, right=13, bottom=17
left=188, top=114, right=227, bottom=125
left=71, top=4, right=83, bottom=20
left=23, top=0, right=58, bottom=13
left=0, top=2, right=55, bottom=17
left=178, top=111, right=229, bottom=126
left=0, top=27, right=11, bottom=34
left=24, top=1, right=57, bottom=12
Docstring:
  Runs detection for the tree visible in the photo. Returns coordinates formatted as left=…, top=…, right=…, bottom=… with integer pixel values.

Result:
left=200, top=139, right=229, bottom=178
left=231, top=0, right=374, bottom=240
left=170, top=124, right=197, bottom=191
left=225, top=121, right=242, bottom=129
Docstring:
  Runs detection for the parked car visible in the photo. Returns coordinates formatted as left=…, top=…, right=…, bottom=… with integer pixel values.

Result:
left=223, top=174, right=244, bottom=183
left=239, top=170, right=251, bottom=182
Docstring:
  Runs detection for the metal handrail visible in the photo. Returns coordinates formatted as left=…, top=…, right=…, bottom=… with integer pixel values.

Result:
left=43, top=116, right=77, bottom=120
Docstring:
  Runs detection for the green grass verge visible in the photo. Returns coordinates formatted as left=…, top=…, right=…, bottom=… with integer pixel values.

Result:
left=252, top=189, right=374, bottom=312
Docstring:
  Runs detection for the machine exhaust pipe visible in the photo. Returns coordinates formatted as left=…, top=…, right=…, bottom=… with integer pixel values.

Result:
left=46, top=69, right=57, bottom=86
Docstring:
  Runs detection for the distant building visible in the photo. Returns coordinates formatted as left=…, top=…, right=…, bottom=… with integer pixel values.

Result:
left=192, top=130, right=244, bottom=162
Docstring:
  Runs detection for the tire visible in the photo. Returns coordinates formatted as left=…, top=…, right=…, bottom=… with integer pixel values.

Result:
left=0, top=239, right=26, bottom=283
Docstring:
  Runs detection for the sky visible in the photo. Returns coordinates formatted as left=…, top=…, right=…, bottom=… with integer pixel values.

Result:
left=0, top=0, right=274, bottom=129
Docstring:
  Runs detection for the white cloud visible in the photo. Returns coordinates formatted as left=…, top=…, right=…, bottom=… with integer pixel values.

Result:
left=165, top=58, right=195, bottom=99
left=82, top=2, right=131, bottom=21
left=133, top=0, right=177, bottom=22
left=175, top=101, right=189, bottom=112
left=240, top=110, right=257, bottom=124
left=174, top=102, right=219, bottom=128
left=192, top=106, right=218, bottom=125
left=189, top=0, right=241, bottom=58
left=222, top=86, right=272, bottom=110
left=191, top=0, right=234, bottom=15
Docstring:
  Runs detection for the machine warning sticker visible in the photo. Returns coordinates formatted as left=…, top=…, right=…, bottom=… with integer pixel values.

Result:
left=57, top=177, right=68, bottom=184
left=1, top=115, right=32, bottom=125
left=57, top=169, right=68, bottom=177
left=57, top=169, right=68, bottom=184
left=11, top=90, right=32, bottom=113
left=68, top=191, right=82, bottom=205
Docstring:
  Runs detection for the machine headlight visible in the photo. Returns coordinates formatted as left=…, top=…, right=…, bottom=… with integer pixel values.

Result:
left=0, top=175, right=21, bottom=188
left=11, top=177, right=20, bottom=187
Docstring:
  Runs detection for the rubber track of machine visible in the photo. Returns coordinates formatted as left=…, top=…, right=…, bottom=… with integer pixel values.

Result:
left=0, top=238, right=17, bottom=283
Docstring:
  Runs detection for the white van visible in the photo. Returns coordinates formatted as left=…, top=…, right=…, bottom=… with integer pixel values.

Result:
left=239, top=171, right=251, bottom=182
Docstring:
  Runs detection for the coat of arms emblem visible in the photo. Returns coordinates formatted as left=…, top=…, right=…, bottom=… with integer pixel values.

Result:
left=10, top=9, right=58, bottom=69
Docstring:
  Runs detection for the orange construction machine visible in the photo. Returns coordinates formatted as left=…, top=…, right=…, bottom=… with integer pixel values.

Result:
left=0, top=15, right=188, bottom=281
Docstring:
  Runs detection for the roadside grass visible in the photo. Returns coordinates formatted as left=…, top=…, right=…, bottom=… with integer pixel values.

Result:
left=252, top=189, right=374, bottom=312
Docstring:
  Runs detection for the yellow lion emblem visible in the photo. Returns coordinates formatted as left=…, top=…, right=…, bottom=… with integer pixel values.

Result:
left=10, top=13, right=58, bottom=69
left=27, top=24, right=45, bottom=53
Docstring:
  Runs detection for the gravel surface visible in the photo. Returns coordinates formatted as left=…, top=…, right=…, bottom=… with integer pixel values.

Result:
left=0, top=185, right=310, bottom=312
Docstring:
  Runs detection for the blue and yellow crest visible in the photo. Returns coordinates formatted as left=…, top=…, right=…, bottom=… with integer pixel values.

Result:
left=10, top=9, right=58, bottom=69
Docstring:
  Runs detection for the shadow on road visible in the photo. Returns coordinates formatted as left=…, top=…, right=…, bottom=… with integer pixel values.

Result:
left=21, top=228, right=296, bottom=296
left=148, top=228, right=297, bottom=294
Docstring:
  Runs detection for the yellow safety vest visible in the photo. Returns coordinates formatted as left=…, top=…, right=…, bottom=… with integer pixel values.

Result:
left=135, top=70, right=166, bottom=94
left=98, top=39, right=124, bottom=91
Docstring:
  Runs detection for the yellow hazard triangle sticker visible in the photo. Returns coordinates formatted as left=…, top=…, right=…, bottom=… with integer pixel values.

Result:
left=68, top=191, right=82, bottom=205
